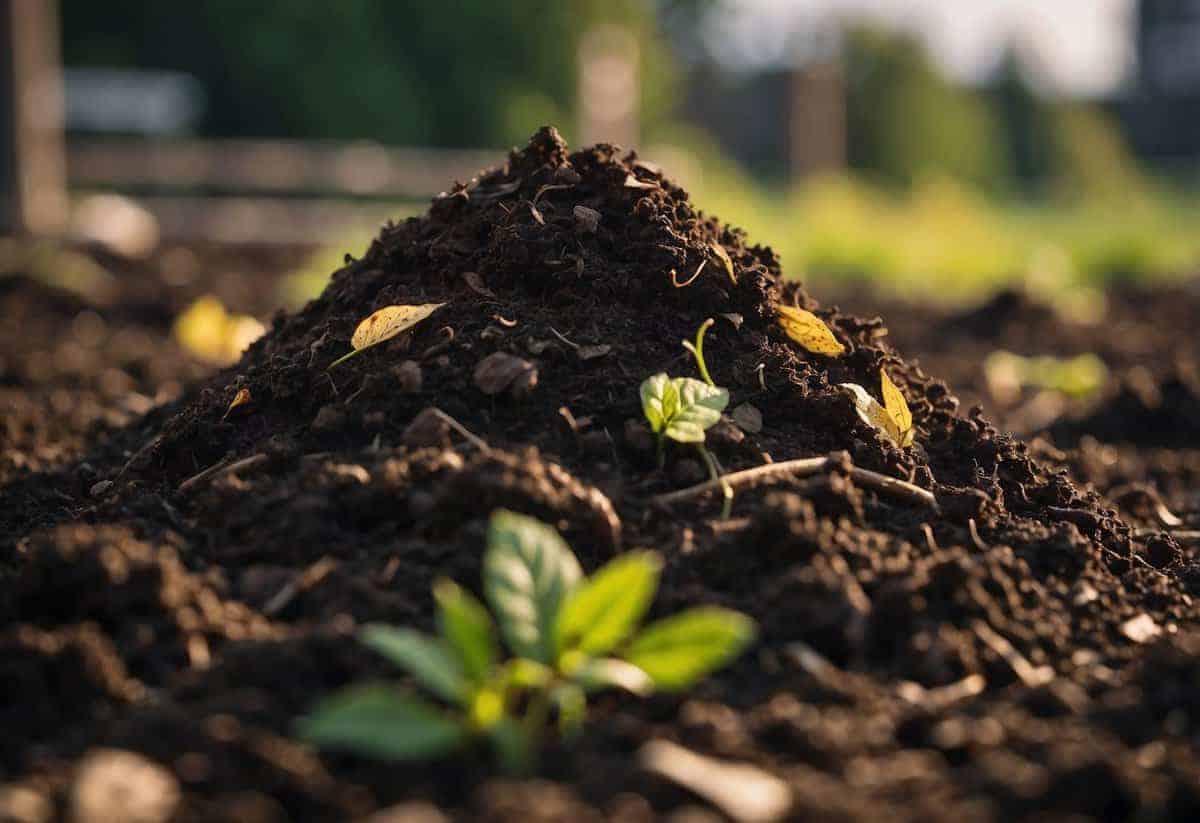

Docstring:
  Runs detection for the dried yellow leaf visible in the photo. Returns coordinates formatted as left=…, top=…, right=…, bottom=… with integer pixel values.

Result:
left=710, top=243, right=736, bottom=285
left=840, top=369, right=915, bottom=448
left=173, top=296, right=266, bottom=364
left=880, top=369, right=914, bottom=447
left=222, top=388, right=252, bottom=421
left=329, top=303, right=446, bottom=368
left=777, top=305, right=845, bottom=356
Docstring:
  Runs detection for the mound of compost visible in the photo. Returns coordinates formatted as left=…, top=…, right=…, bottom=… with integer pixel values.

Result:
left=3, top=128, right=1199, bottom=822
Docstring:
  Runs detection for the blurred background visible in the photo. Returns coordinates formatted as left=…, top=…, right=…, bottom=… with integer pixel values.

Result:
left=5, top=0, right=1200, bottom=314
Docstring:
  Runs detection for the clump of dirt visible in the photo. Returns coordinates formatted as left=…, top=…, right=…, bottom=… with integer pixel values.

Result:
left=3, top=128, right=1199, bottom=821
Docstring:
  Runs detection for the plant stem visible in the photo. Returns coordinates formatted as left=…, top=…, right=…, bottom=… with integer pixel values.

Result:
left=697, top=445, right=733, bottom=519
left=521, top=687, right=553, bottom=744
left=685, top=318, right=717, bottom=387
left=649, top=453, right=938, bottom=510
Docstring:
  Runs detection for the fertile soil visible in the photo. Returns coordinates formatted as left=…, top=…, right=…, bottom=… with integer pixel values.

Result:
left=3, top=127, right=1199, bottom=822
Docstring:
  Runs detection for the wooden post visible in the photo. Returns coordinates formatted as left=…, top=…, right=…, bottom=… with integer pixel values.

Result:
left=1, top=0, right=67, bottom=236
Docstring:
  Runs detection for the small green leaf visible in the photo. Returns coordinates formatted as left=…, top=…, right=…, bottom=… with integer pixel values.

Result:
left=298, top=685, right=466, bottom=761
left=483, top=510, right=582, bottom=663
left=555, top=551, right=662, bottom=656
left=434, top=579, right=497, bottom=683
left=551, top=682, right=587, bottom=738
left=498, top=657, right=554, bottom=691
left=624, top=607, right=755, bottom=691
left=572, top=657, right=654, bottom=696
left=642, top=374, right=728, bottom=445
left=665, top=378, right=728, bottom=444
left=361, top=625, right=468, bottom=705
left=640, top=373, right=675, bottom=434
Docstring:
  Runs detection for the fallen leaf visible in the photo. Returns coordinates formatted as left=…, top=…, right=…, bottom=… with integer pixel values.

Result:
left=221, top=388, right=252, bottom=421
left=880, top=369, right=915, bottom=447
left=776, top=305, right=845, bottom=356
left=711, top=243, right=736, bottom=285
left=462, top=271, right=496, bottom=299
left=840, top=370, right=916, bottom=449
left=573, top=205, right=600, bottom=233
left=330, top=303, right=446, bottom=368
left=474, top=352, right=538, bottom=397
left=577, top=344, right=612, bottom=361
left=731, top=402, right=763, bottom=434
left=173, top=296, right=266, bottom=365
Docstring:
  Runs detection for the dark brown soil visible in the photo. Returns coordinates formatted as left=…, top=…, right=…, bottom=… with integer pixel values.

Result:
left=2, top=128, right=1199, bottom=822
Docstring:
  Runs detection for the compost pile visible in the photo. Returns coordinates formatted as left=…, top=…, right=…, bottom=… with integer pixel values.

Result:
left=3, top=128, right=1199, bottom=822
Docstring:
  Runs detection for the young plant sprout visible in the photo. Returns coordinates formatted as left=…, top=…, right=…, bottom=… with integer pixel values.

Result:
left=640, top=319, right=735, bottom=516
left=298, top=510, right=755, bottom=773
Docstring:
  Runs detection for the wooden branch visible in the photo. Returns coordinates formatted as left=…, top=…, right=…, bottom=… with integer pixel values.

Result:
left=649, top=455, right=937, bottom=510
left=179, top=453, right=268, bottom=493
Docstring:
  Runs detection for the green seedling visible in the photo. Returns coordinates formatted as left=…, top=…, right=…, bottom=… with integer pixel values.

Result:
left=640, top=319, right=734, bottom=516
left=297, top=510, right=755, bottom=773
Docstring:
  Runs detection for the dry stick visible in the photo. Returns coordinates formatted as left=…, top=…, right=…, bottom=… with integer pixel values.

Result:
left=179, top=453, right=269, bottom=494
left=649, top=455, right=937, bottom=509
left=428, top=408, right=490, bottom=454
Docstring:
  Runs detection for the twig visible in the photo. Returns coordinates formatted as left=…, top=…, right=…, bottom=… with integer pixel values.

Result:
left=972, top=620, right=1054, bottom=688
left=263, top=557, right=337, bottom=617
left=648, top=455, right=937, bottom=509
left=429, top=408, right=490, bottom=454
left=179, top=453, right=268, bottom=494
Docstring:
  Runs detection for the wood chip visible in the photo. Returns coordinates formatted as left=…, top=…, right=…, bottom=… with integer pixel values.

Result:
left=639, top=740, right=791, bottom=823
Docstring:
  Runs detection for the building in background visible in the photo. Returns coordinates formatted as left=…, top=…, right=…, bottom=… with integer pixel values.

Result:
left=1118, top=0, right=1200, bottom=169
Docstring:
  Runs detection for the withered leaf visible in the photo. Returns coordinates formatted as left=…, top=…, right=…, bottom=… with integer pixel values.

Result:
left=474, top=352, right=538, bottom=397
left=330, top=303, right=446, bottom=368
left=710, top=243, right=736, bottom=285
left=777, top=305, right=845, bottom=356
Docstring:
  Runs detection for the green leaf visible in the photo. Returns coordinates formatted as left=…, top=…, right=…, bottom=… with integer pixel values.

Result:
left=640, top=373, right=675, bottom=434
left=361, top=625, right=468, bottom=705
left=551, top=682, right=587, bottom=738
left=489, top=717, right=534, bottom=775
left=297, top=685, right=466, bottom=761
left=665, top=378, right=729, bottom=444
left=555, top=551, right=662, bottom=656
left=434, top=579, right=497, bottom=683
left=572, top=657, right=654, bottom=696
left=483, top=510, right=582, bottom=663
left=641, top=374, right=729, bottom=444
left=498, top=657, right=554, bottom=691
left=624, top=607, right=756, bottom=691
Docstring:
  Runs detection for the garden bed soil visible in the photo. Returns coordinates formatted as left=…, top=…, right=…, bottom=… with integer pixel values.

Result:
left=2, top=128, right=1199, bottom=822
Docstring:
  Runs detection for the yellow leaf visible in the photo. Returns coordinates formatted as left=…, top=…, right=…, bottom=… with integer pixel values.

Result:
left=840, top=383, right=902, bottom=446
left=879, top=369, right=914, bottom=447
left=222, top=388, right=252, bottom=421
left=173, top=296, right=266, bottom=364
left=710, top=243, right=736, bottom=285
left=777, top=305, right=845, bottom=356
left=330, top=303, right=446, bottom=368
